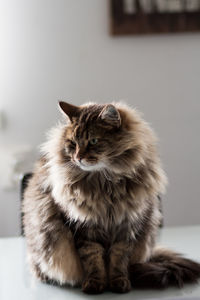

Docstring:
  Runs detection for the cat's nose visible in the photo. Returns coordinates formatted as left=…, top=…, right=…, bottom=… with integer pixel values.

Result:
left=75, top=155, right=82, bottom=163
left=75, top=151, right=84, bottom=162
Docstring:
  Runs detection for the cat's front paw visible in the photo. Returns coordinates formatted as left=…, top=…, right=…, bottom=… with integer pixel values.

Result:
left=82, top=278, right=106, bottom=294
left=110, top=276, right=131, bottom=293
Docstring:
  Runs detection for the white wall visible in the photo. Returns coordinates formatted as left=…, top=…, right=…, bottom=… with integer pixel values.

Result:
left=0, top=0, right=200, bottom=236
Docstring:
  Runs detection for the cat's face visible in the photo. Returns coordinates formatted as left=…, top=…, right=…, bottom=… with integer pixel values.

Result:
left=59, top=102, right=124, bottom=172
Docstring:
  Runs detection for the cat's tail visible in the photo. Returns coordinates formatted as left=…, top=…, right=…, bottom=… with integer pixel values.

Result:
left=130, top=247, right=200, bottom=289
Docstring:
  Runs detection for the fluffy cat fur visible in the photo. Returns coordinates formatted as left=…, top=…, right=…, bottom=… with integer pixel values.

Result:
left=23, top=101, right=200, bottom=294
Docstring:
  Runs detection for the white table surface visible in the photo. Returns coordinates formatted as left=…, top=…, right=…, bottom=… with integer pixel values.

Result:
left=0, top=226, right=200, bottom=300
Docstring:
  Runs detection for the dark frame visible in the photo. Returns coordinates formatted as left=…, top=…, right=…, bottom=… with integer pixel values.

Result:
left=110, top=0, right=200, bottom=35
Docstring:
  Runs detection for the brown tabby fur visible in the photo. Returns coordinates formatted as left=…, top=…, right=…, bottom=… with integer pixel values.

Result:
left=23, top=101, right=200, bottom=294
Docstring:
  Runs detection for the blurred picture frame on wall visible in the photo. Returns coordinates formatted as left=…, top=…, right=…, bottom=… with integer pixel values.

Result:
left=110, top=0, right=200, bottom=35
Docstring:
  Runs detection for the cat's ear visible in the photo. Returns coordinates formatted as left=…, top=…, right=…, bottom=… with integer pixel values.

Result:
left=99, top=104, right=121, bottom=127
left=58, top=101, right=80, bottom=122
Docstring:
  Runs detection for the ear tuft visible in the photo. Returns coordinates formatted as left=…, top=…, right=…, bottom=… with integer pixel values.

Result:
left=58, top=101, right=80, bottom=121
left=99, top=104, right=121, bottom=127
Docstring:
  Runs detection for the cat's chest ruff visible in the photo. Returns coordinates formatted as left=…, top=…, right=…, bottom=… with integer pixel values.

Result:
left=65, top=174, right=140, bottom=227
left=50, top=164, right=143, bottom=228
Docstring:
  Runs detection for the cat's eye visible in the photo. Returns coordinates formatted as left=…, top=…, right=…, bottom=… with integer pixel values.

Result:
left=89, top=138, right=98, bottom=145
left=70, top=140, right=76, bottom=147
left=66, top=139, right=76, bottom=147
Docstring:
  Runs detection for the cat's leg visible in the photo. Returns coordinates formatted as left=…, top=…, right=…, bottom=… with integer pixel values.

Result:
left=108, top=241, right=132, bottom=293
left=38, top=230, right=83, bottom=285
left=77, top=240, right=107, bottom=294
left=128, top=230, right=156, bottom=288
left=25, top=221, right=83, bottom=286
left=23, top=175, right=83, bottom=286
left=130, top=235, right=153, bottom=265
left=25, top=216, right=83, bottom=286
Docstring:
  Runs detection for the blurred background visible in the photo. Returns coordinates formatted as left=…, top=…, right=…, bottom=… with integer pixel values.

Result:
left=0, top=0, right=200, bottom=237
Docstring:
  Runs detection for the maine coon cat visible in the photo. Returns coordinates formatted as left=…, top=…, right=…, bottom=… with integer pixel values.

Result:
left=23, top=101, right=200, bottom=294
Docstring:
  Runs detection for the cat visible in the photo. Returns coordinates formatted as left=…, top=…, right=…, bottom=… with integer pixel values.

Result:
left=23, top=101, right=200, bottom=294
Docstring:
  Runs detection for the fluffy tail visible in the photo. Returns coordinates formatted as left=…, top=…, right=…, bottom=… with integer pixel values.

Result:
left=130, top=248, right=200, bottom=289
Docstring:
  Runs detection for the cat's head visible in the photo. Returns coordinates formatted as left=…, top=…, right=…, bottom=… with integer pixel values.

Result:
left=58, top=101, right=148, bottom=173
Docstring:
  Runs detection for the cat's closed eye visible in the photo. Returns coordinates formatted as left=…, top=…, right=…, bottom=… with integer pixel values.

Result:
left=66, top=139, right=76, bottom=150
left=70, top=140, right=76, bottom=147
